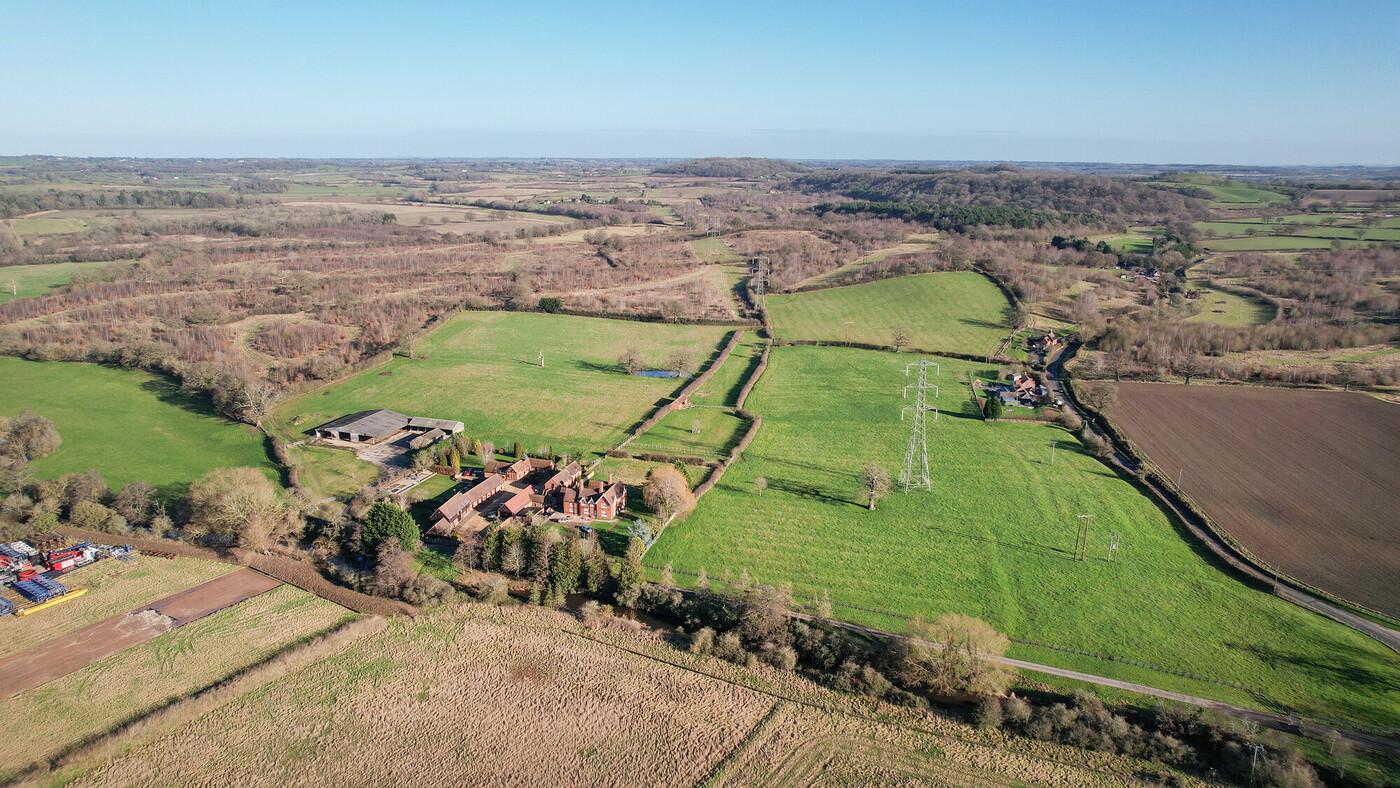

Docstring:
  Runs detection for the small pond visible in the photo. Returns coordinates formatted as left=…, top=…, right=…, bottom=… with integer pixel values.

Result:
left=634, top=369, right=682, bottom=378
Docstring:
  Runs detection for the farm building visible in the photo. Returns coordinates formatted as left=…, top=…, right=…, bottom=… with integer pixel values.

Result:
left=313, top=409, right=463, bottom=444
left=543, top=461, right=582, bottom=493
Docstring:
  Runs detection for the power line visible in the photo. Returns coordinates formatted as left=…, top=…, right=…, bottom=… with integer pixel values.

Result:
left=898, top=358, right=939, bottom=492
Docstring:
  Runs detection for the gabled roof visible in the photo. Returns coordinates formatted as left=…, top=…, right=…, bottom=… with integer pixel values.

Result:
left=407, top=416, right=465, bottom=433
left=546, top=461, right=582, bottom=488
left=597, top=482, right=626, bottom=507
left=431, top=490, right=474, bottom=522
left=315, top=409, right=409, bottom=438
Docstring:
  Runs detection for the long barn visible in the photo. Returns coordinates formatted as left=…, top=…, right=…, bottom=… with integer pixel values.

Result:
left=314, top=409, right=463, bottom=444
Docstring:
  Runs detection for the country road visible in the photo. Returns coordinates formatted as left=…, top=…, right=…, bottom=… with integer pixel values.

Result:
left=1043, top=343, right=1400, bottom=655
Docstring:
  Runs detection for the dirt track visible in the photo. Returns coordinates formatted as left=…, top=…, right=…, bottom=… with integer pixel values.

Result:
left=0, top=569, right=280, bottom=698
left=1108, top=383, right=1400, bottom=618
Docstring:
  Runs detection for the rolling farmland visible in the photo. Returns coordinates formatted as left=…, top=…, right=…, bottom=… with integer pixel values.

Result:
left=0, top=358, right=276, bottom=495
left=647, top=345, right=1400, bottom=729
left=766, top=272, right=1011, bottom=357
left=270, top=312, right=731, bottom=495
left=1107, top=382, right=1400, bottom=618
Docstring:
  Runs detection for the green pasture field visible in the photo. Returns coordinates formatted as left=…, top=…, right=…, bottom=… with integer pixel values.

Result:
left=0, top=358, right=275, bottom=496
left=8, top=215, right=94, bottom=236
left=691, top=236, right=744, bottom=263
left=269, top=312, right=730, bottom=498
left=0, top=260, right=119, bottom=303
left=1090, top=231, right=1153, bottom=254
left=1150, top=176, right=1290, bottom=206
left=647, top=345, right=1400, bottom=729
left=1193, top=220, right=1400, bottom=242
left=765, top=273, right=1010, bottom=357
left=1201, top=236, right=1363, bottom=252
left=690, top=332, right=765, bottom=408
left=627, top=407, right=749, bottom=461
left=1184, top=277, right=1274, bottom=327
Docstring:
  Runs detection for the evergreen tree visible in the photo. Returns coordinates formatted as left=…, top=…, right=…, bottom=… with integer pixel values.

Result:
left=550, top=533, right=584, bottom=595
left=513, top=440, right=525, bottom=459
left=543, top=582, right=566, bottom=608
left=481, top=524, right=502, bottom=571
left=528, top=581, right=543, bottom=606
left=616, top=536, right=645, bottom=597
left=583, top=537, right=608, bottom=593
left=361, top=501, right=419, bottom=552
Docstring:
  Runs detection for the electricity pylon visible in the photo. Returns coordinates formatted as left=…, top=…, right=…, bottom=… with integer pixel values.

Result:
left=899, top=359, right=939, bottom=492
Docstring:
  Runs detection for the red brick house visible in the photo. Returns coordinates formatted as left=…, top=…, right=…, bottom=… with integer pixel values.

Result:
left=559, top=477, right=627, bottom=521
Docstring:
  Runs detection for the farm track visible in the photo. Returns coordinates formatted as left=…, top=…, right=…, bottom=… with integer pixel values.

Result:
left=1044, top=347, right=1400, bottom=656
left=0, top=569, right=281, bottom=698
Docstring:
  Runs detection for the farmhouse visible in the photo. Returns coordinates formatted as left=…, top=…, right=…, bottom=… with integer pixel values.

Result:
left=558, top=477, right=627, bottom=520
left=314, top=409, right=463, bottom=444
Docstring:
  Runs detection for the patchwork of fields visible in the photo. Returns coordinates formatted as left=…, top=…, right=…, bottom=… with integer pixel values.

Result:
left=648, top=345, right=1400, bottom=729
left=0, top=358, right=275, bottom=495
left=1107, top=383, right=1400, bottom=618
left=766, top=272, right=1011, bottom=357
left=270, top=312, right=730, bottom=497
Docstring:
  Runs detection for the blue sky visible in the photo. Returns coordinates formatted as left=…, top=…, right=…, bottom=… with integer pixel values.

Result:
left=3, top=0, right=1398, bottom=164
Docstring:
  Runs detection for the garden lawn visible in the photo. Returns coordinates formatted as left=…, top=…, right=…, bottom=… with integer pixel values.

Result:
left=271, top=311, right=730, bottom=464
left=766, top=273, right=1010, bottom=357
left=0, top=260, right=119, bottom=303
left=0, top=358, right=274, bottom=496
left=647, top=345, right=1400, bottom=730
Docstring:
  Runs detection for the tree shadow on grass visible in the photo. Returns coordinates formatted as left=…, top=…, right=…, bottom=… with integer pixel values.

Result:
left=960, top=317, right=1008, bottom=330
left=574, top=360, right=625, bottom=375
left=139, top=376, right=221, bottom=418
left=1228, top=640, right=1400, bottom=695
left=767, top=477, right=854, bottom=507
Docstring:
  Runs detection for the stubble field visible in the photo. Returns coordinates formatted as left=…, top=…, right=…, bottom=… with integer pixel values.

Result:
left=65, top=605, right=1181, bottom=787
left=1107, top=382, right=1400, bottom=618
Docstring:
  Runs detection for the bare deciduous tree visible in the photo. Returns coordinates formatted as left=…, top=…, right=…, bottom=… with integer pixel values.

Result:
left=859, top=464, right=891, bottom=510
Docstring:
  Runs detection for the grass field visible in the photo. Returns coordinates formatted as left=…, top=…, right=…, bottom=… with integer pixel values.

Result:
left=692, top=236, right=745, bottom=262
left=647, top=345, right=1400, bottom=729
left=690, top=332, right=765, bottom=408
left=1201, top=235, right=1361, bottom=252
left=8, top=215, right=95, bottom=236
left=1193, top=220, right=1400, bottom=242
left=1151, top=177, right=1290, bottom=207
left=1090, top=231, right=1153, bottom=254
left=627, top=407, right=750, bottom=461
left=1184, top=276, right=1274, bottom=327
left=0, top=358, right=275, bottom=496
left=0, top=557, right=239, bottom=659
left=63, top=605, right=1167, bottom=787
left=0, top=584, right=351, bottom=782
left=766, top=273, right=1011, bottom=357
left=0, top=260, right=119, bottom=303
left=270, top=312, right=730, bottom=497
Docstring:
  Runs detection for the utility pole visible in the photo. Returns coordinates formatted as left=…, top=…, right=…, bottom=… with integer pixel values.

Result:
left=1107, top=532, right=1120, bottom=562
left=1247, top=742, right=1265, bottom=784
left=1074, top=514, right=1093, bottom=561
left=898, top=359, right=939, bottom=492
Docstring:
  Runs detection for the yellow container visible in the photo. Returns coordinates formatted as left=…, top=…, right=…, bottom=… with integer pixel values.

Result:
left=16, top=587, right=87, bottom=616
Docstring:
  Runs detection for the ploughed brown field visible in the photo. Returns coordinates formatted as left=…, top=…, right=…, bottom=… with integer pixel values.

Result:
left=1108, top=382, right=1400, bottom=618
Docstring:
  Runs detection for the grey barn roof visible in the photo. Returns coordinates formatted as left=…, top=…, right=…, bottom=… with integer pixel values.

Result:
left=407, top=416, right=465, bottom=433
left=315, top=409, right=409, bottom=438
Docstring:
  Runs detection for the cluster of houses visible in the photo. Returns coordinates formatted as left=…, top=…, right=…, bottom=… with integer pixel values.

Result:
left=427, top=456, right=628, bottom=537
left=1025, top=329, right=1062, bottom=354
left=313, top=409, right=631, bottom=537
left=991, top=372, right=1053, bottom=409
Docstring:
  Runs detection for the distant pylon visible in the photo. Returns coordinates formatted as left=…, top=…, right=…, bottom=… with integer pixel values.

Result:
left=899, top=358, right=939, bottom=492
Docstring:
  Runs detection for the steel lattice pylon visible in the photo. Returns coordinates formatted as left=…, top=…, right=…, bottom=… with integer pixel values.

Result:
left=899, top=358, right=939, bottom=491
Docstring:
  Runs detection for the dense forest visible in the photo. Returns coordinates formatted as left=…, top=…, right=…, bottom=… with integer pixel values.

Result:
left=654, top=157, right=801, bottom=178
left=791, top=169, right=1206, bottom=219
